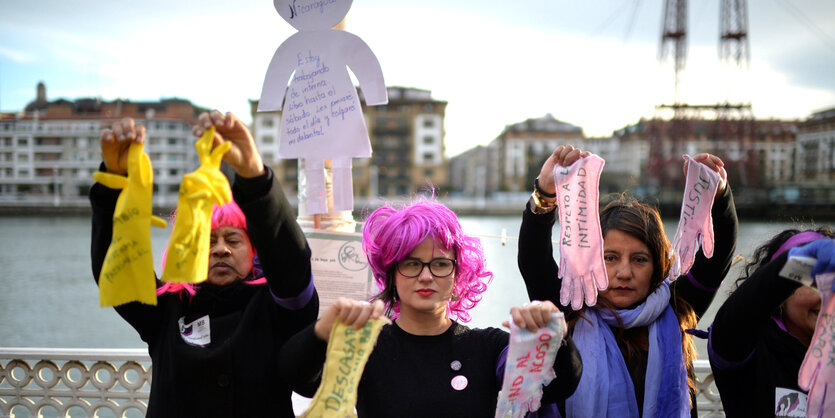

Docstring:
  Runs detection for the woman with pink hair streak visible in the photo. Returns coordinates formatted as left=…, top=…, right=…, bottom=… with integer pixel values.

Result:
left=90, top=111, right=318, bottom=417
left=280, top=200, right=583, bottom=417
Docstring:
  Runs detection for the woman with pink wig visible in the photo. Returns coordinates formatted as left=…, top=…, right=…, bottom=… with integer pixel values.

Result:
left=280, top=200, right=582, bottom=417
left=90, top=111, right=318, bottom=417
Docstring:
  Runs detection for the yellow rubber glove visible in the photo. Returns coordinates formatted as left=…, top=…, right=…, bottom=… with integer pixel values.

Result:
left=302, top=317, right=388, bottom=418
left=93, top=141, right=167, bottom=307
left=162, top=126, right=232, bottom=283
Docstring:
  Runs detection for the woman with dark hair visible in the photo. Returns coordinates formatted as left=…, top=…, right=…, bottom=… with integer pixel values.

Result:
left=709, top=227, right=835, bottom=417
left=280, top=199, right=583, bottom=417
left=518, top=145, right=738, bottom=417
left=90, top=112, right=319, bottom=416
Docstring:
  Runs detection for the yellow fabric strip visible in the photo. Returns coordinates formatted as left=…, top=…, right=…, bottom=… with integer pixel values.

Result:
left=302, top=318, right=388, bottom=418
left=161, top=126, right=232, bottom=283
left=94, top=141, right=167, bottom=307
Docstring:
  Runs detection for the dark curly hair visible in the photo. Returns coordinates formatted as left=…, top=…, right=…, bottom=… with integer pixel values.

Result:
left=736, top=226, right=835, bottom=288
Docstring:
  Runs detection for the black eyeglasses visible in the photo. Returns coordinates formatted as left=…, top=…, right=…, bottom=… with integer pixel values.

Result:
left=396, top=258, right=457, bottom=278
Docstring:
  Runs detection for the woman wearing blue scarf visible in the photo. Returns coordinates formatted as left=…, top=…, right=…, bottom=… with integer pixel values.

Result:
left=518, top=145, right=739, bottom=417
left=709, top=228, right=835, bottom=416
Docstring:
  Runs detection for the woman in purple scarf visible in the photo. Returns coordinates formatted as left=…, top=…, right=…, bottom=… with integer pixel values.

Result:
left=518, top=145, right=738, bottom=417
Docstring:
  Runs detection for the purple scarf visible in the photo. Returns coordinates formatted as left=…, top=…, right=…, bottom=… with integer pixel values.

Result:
left=566, top=281, right=690, bottom=417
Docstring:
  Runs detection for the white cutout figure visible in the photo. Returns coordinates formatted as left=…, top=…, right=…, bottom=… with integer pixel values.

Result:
left=259, top=0, right=387, bottom=215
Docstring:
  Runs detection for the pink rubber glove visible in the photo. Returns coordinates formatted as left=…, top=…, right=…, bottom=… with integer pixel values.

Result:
left=799, top=272, right=835, bottom=418
left=553, top=154, right=607, bottom=310
left=668, top=155, right=720, bottom=281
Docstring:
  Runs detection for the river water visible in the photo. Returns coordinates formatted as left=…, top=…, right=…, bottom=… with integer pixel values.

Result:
left=0, top=214, right=813, bottom=359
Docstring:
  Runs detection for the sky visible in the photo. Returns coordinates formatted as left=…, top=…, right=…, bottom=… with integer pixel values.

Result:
left=1, top=0, right=834, bottom=157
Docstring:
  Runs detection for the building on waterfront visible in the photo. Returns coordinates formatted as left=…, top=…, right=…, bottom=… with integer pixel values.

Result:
left=250, top=86, right=448, bottom=201
left=448, top=145, right=492, bottom=198
left=487, top=114, right=584, bottom=194
left=0, top=82, right=206, bottom=209
left=614, top=117, right=797, bottom=194
left=794, top=106, right=835, bottom=202
left=796, top=107, right=835, bottom=184
left=448, top=110, right=818, bottom=209
left=448, top=113, right=649, bottom=199
left=450, top=114, right=621, bottom=198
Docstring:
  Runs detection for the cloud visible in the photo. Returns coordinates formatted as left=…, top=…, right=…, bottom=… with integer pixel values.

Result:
left=0, top=45, right=37, bottom=64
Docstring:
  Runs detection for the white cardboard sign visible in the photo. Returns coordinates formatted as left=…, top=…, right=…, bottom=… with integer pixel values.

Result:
left=259, top=0, right=387, bottom=214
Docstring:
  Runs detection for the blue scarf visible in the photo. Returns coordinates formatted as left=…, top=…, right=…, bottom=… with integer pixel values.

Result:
left=565, top=281, right=690, bottom=417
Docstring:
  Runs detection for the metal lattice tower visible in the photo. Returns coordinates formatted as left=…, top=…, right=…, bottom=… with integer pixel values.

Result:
left=659, top=0, right=688, bottom=109
left=720, top=0, right=750, bottom=70
left=650, top=0, right=758, bottom=188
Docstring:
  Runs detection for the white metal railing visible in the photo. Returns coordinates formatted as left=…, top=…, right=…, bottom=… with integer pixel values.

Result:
left=0, top=349, right=724, bottom=417
left=694, top=359, right=726, bottom=417
left=0, top=348, right=150, bottom=418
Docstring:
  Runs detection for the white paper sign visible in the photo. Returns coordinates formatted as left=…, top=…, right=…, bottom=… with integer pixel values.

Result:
left=260, top=0, right=387, bottom=215
left=305, top=230, right=375, bottom=316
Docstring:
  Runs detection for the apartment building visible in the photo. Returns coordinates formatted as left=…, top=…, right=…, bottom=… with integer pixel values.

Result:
left=796, top=107, right=835, bottom=186
left=449, top=111, right=808, bottom=200
left=485, top=114, right=584, bottom=193
left=614, top=117, right=797, bottom=190
left=0, top=83, right=205, bottom=208
left=448, top=145, right=491, bottom=197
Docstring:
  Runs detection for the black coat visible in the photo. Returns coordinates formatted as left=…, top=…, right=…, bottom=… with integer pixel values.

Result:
left=709, top=251, right=809, bottom=417
left=91, top=167, right=318, bottom=417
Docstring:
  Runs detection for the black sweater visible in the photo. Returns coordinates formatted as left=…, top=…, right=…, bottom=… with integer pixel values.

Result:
left=90, top=167, right=319, bottom=417
left=709, top=251, right=809, bottom=417
left=280, top=320, right=583, bottom=417
left=517, top=186, right=738, bottom=416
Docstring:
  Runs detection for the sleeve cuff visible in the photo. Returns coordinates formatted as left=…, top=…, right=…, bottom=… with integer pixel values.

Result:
left=687, top=271, right=720, bottom=292
left=708, top=325, right=755, bottom=371
left=495, top=345, right=509, bottom=387
left=270, top=274, right=315, bottom=310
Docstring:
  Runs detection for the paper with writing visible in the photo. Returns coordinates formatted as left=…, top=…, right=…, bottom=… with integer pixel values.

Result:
left=302, top=317, right=388, bottom=417
left=93, top=142, right=167, bottom=307
left=305, top=231, right=375, bottom=314
left=495, top=312, right=567, bottom=418
left=161, top=126, right=232, bottom=283
left=554, top=154, right=607, bottom=310
left=668, top=155, right=719, bottom=281
left=259, top=0, right=387, bottom=215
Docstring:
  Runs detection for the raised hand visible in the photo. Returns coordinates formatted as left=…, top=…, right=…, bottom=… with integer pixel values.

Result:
left=789, top=239, right=835, bottom=280
left=536, top=145, right=592, bottom=198
left=505, top=300, right=561, bottom=331
left=314, top=298, right=386, bottom=341
left=192, top=110, right=265, bottom=179
left=688, top=152, right=727, bottom=198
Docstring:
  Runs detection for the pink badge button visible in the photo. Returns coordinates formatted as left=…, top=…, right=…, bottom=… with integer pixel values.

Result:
left=451, top=375, right=468, bottom=391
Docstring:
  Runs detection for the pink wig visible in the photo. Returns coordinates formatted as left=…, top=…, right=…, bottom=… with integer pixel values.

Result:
left=157, top=200, right=265, bottom=296
left=362, top=200, right=492, bottom=322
